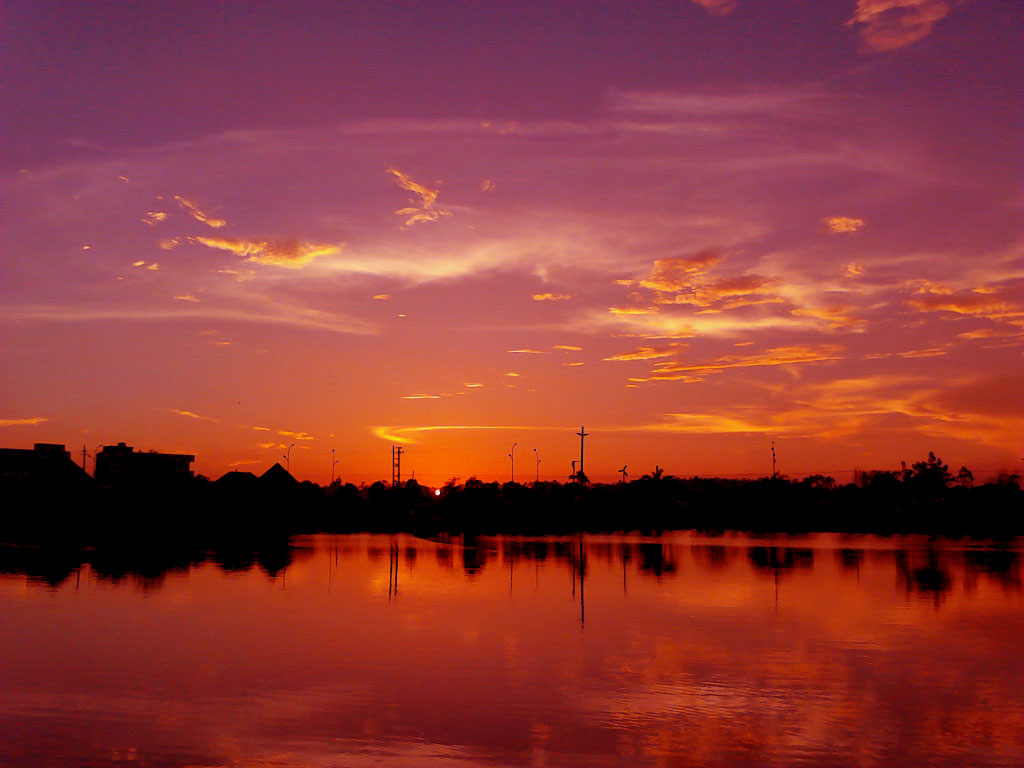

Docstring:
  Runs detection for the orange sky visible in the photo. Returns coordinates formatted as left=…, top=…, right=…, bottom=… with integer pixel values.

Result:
left=1, top=1, right=1021, bottom=484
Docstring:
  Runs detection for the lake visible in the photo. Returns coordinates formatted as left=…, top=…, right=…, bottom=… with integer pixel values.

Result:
left=1, top=532, right=1022, bottom=767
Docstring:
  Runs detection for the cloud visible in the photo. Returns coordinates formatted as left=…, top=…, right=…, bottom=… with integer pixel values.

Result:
left=532, top=293, right=572, bottom=301
left=825, top=216, right=865, bottom=234
left=649, top=344, right=844, bottom=375
left=168, top=409, right=217, bottom=422
left=277, top=430, right=314, bottom=440
left=387, top=168, right=452, bottom=227
left=843, top=263, right=864, bottom=279
left=848, top=0, right=962, bottom=52
left=402, top=393, right=442, bottom=399
left=603, top=345, right=679, bottom=362
left=906, top=278, right=1024, bottom=323
left=553, top=345, right=583, bottom=351
left=689, top=0, right=738, bottom=15
left=173, top=295, right=200, bottom=302
left=174, top=195, right=227, bottom=228
left=371, top=424, right=564, bottom=445
left=196, top=236, right=342, bottom=269
left=0, top=417, right=49, bottom=427
left=372, top=294, right=390, bottom=301
left=141, top=211, right=168, bottom=226
left=507, top=348, right=548, bottom=354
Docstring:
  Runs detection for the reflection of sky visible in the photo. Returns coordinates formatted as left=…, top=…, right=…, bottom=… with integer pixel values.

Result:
left=1, top=533, right=1022, bottom=767
left=1, top=1, right=1022, bottom=483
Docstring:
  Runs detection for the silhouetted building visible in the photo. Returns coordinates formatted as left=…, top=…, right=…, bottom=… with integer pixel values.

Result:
left=94, top=442, right=194, bottom=488
left=0, top=443, right=91, bottom=487
left=214, top=470, right=260, bottom=490
left=259, top=462, right=298, bottom=490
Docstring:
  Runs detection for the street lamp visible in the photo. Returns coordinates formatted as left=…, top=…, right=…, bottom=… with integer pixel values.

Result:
left=283, top=443, right=295, bottom=474
left=533, top=448, right=540, bottom=484
left=509, top=442, right=517, bottom=484
left=331, top=448, right=340, bottom=485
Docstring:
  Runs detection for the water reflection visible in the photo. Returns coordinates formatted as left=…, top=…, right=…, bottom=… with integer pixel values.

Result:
left=1, top=532, right=1022, bottom=767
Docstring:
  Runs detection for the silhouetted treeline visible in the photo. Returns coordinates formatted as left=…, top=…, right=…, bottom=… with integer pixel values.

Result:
left=1, top=452, right=1021, bottom=541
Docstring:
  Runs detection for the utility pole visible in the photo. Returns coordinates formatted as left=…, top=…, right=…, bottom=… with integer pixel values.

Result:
left=509, top=442, right=517, bottom=484
left=80, top=445, right=89, bottom=471
left=771, top=440, right=777, bottom=479
left=392, top=445, right=404, bottom=487
left=576, top=425, right=589, bottom=482
left=331, top=448, right=339, bottom=485
left=533, top=448, right=540, bottom=484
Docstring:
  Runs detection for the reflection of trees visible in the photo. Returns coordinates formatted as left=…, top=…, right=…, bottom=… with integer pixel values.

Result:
left=638, top=543, right=677, bottom=578
left=894, top=550, right=953, bottom=607
left=748, top=547, right=814, bottom=574
left=0, top=537, right=308, bottom=591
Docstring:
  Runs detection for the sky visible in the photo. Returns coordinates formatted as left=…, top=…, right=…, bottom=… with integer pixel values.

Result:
left=1, top=0, right=1021, bottom=485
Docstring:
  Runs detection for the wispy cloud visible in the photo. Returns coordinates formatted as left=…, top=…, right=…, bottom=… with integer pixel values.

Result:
left=553, top=345, right=583, bottom=351
left=277, top=430, right=314, bottom=440
left=0, top=417, right=49, bottom=427
left=906, top=278, right=1024, bottom=323
left=532, top=293, right=572, bottom=302
left=507, top=348, right=548, bottom=354
left=196, top=236, right=342, bottom=269
left=168, top=409, right=217, bottom=422
left=688, top=0, right=737, bottom=16
left=603, top=345, right=679, bottom=362
left=825, top=216, right=865, bottom=234
left=174, top=195, right=227, bottom=228
left=848, top=0, right=964, bottom=52
left=387, top=168, right=452, bottom=227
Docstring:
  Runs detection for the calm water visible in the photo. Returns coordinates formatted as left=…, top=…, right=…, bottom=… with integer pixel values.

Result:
left=1, top=532, right=1022, bottom=767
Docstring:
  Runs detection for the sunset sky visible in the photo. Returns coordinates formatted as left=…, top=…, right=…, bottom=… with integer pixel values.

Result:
left=2, top=0, right=1021, bottom=484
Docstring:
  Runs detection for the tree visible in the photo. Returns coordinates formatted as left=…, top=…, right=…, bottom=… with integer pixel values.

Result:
left=955, top=466, right=974, bottom=488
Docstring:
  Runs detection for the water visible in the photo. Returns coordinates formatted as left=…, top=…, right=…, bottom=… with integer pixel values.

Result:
left=1, top=532, right=1022, bottom=767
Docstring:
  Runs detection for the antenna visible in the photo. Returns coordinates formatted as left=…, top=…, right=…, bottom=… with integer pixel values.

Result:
left=392, top=445, right=404, bottom=487
left=576, top=425, right=590, bottom=482
left=619, top=465, right=628, bottom=483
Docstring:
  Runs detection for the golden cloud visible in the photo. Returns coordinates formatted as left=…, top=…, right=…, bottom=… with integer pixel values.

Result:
left=824, top=216, right=865, bottom=234
left=638, top=251, right=721, bottom=293
left=0, top=417, right=49, bottom=427
left=906, top=279, right=1024, bottom=322
left=173, top=295, right=199, bottom=302
left=402, top=394, right=442, bottom=399
left=141, top=211, right=168, bottom=226
left=651, top=344, right=844, bottom=375
left=507, top=348, right=548, bottom=354
left=603, top=345, right=679, bottom=362
left=169, top=409, right=217, bottom=422
left=387, top=168, right=452, bottom=227
left=848, top=0, right=960, bottom=52
left=553, top=345, right=583, bottom=351
left=532, top=293, right=572, bottom=302
left=277, top=430, right=314, bottom=440
left=372, top=294, right=390, bottom=301
left=609, top=306, right=660, bottom=315
left=174, top=195, right=227, bottom=228
left=196, top=236, right=341, bottom=269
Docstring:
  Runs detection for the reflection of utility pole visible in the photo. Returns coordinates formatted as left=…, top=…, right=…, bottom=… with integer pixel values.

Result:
left=771, top=440, right=777, bottom=479
left=392, top=445, right=404, bottom=487
left=576, top=425, right=589, bottom=481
